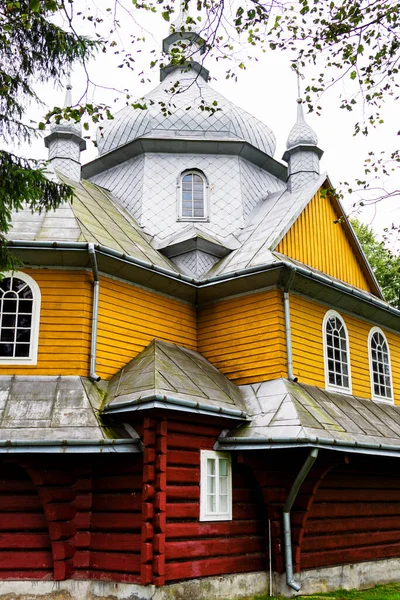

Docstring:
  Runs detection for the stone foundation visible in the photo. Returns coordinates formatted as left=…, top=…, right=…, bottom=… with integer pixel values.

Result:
left=2, top=560, right=400, bottom=600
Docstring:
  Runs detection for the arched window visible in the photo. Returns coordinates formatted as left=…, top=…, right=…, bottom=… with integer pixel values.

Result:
left=369, top=327, right=393, bottom=402
left=0, top=272, right=40, bottom=364
left=323, top=310, right=351, bottom=393
left=179, top=171, right=207, bottom=220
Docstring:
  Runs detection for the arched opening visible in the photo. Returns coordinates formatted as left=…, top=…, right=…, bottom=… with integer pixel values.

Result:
left=0, top=461, right=53, bottom=579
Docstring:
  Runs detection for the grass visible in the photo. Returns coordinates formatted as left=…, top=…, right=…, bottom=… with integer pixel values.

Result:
left=240, top=582, right=400, bottom=600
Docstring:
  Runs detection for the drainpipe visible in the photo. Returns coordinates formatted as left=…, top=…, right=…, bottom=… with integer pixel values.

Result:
left=88, top=244, right=101, bottom=382
left=283, top=448, right=319, bottom=592
left=283, top=266, right=297, bottom=382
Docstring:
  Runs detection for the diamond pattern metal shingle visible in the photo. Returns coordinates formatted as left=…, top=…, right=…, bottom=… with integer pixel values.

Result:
left=97, top=70, right=276, bottom=157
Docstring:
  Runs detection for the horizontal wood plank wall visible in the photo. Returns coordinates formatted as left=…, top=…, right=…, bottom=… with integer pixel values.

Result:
left=290, top=294, right=400, bottom=403
left=302, top=460, right=400, bottom=569
left=276, top=190, right=372, bottom=293
left=97, top=277, right=197, bottom=379
left=198, top=289, right=286, bottom=385
left=89, top=455, right=142, bottom=583
left=0, top=269, right=92, bottom=376
left=165, top=418, right=266, bottom=582
left=0, top=462, right=53, bottom=579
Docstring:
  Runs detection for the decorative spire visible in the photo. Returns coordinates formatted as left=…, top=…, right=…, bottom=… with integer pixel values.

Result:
left=44, top=77, right=86, bottom=181
left=160, top=0, right=209, bottom=82
left=283, top=79, right=323, bottom=192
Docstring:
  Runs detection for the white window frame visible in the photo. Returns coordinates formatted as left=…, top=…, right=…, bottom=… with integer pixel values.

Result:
left=323, top=310, right=352, bottom=394
left=200, top=450, right=232, bottom=522
left=368, top=327, right=394, bottom=404
left=0, top=271, right=41, bottom=365
left=177, top=170, right=209, bottom=222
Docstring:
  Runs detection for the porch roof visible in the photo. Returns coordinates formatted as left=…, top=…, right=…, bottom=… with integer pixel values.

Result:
left=217, top=379, right=400, bottom=458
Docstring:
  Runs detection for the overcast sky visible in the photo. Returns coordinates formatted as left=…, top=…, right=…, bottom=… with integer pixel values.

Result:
left=18, top=0, right=400, bottom=249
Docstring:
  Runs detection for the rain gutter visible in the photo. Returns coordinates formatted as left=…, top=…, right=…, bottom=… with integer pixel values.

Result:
left=8, top=241, right=400, bottom=319
left=0, top=439, right=141, bottom=454
left=88, top=244, right=101, bottom=382
left=283, top=448, right=319, bottom=592
left=103, top=393, right=248, bottom=420
left=283, top=265, right=297, bottom=381
left=216, top=434, right=400, bottom=457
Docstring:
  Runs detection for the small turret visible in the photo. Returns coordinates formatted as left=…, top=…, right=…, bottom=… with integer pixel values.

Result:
left=283, top=98, right=323, bottom=192
left=161, top=2, right=209, bottom=81
left=44, top=80, right=86, bottom=181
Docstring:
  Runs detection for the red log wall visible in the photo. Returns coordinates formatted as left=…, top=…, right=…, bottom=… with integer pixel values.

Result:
left=301, top=458, right=400, bottom=570
left=165, top=418, right=267, bottom=582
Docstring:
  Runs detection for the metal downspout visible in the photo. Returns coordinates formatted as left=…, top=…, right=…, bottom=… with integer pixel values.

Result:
left=283, top=448, right=319, bottom=592
left=284, top=266, right=297, bottom=382
left=88, top=244, right=101, bottom=382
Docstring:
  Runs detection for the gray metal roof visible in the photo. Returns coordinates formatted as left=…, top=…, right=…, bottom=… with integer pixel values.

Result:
left=104, top=339, right=247, bottom=417
left=96, top=70, right=276, bottom=158
left=0, top=376, right=140, bottom=452
left=8, top=174, right=178, bottom=274
left=217, top=378, right=400, bottom=456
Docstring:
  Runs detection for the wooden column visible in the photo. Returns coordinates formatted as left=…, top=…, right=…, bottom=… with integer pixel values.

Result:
left=140, top=416, right=167, bottom=586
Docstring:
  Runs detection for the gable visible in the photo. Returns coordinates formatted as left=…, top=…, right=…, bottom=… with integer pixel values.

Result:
left=275, top=189, right=373, bottom=293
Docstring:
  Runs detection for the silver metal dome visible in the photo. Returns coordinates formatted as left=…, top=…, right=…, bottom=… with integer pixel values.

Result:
left=286, top=99, right=318, bottom=149
left=96, top=70, right=276, bottom=157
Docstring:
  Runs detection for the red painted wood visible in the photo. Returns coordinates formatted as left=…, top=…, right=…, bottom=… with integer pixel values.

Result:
left=91, top=513, right=141, bottom=530
left=168, top=433, right=216, bottom=450
left=90, top=552, right=141, bottom=573
left=0, top=513, right=47, bottom=531
left=166, top=466, right=199, bottom=483
left=165, top=520, right=262, bottom=539
left=91, top=533, right=141, bottom=552
left=307, top=515, right=400, bottom=534
left=166, top=485, right=199, bottom=500
left=303, top=529, right=400, bottom=552
left=92, top=475, right=142, bottom=491
left=311, top=501, right=400, bottom=518
left=166, top=536, right=264, bottom=560
left=0, top=495, right=42, bottom=511
left=0, top=533, right=50, bottom=549
left=0, top=570, right=52, bottom=580
left=168, top=449, right=199, bottom=466
left=92, top=493, right=142, bottom=512
left=0, top=552, right=53, bottom=570
left=165, top=553, right=265, bottom=581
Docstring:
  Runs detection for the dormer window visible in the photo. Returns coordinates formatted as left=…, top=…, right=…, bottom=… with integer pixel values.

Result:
left=179, top=171, right=208, bottom=221
left=0, top=272, right=41, bottom=364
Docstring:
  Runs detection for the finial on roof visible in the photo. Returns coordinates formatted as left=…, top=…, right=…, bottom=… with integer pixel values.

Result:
left=64, top=73, right=73, bottom=108
left=161, top=0, right=209, bottom=81
left=44, top=75, right=86, bottom=181
left=282, top=70, right=323, bottom=191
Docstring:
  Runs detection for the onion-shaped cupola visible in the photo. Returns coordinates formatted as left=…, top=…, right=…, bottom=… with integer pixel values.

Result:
left=44, top=79, right=86, bottom=181
left=283, top=98, right=323, bottom=192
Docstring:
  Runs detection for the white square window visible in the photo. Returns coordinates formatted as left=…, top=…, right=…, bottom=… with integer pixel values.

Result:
left=200, top=450, right=232, bottom=521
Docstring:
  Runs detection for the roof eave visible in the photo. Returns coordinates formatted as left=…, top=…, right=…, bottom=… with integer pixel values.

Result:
left=0, top=439, right=141, bottom=454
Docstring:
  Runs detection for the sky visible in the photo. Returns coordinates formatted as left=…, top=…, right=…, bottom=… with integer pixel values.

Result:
left=18, top=0, right=400, bottom=249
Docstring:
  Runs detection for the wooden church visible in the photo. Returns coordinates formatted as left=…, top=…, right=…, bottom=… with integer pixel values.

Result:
left=1, top=18, right=400, bottom=600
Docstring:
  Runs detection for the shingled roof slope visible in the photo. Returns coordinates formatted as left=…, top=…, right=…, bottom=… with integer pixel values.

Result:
left=8, top=175, right=178, bottom=273
left=104, top=339, right=246, bottom=414
left=218, top=379, right=400, bottom=454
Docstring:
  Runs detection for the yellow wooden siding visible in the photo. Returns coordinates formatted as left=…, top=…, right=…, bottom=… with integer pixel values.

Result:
left=198, top=290, right=286, bottom=385
left=276, top=190, right=372, bottom=292
left=0, top=269, right=92, bottom=376
left=291, top=294, right=400, bottom=404
left=96, top=276, right=197, bottom=378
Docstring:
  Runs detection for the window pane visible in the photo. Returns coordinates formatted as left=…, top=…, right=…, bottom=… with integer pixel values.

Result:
left=15, top=344, right=30, bottom=357
left=0, top=343, right=13, bottom=356
left=2, top=314, right=15, bottom=328
left=3, top=299, right=17, bottom=313
left=1, top=329, right=14, bottom=342
left=0, top=278, right=11, bottom=292
left=207, top=494, right=216, bottom=513
left=325, top=314, right=350, bottom=390
left=370, top=331, right=392, bottom=398
left=17, top=314, right=31, bottom=328
left=207, top=458, right=215, bottom=476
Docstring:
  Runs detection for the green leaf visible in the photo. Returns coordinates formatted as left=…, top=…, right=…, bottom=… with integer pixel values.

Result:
left=350, top=71, right=357, bottom=80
